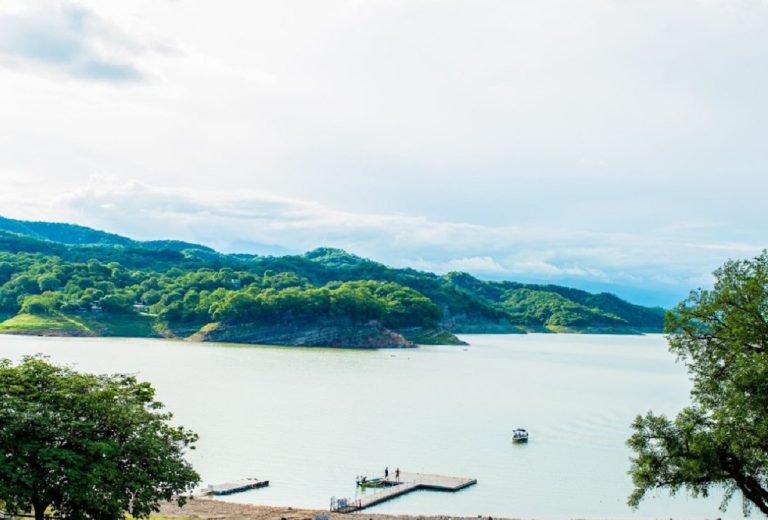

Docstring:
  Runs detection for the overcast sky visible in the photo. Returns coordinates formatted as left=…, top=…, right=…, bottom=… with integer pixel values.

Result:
left=0, top=0, right=766, bottom=306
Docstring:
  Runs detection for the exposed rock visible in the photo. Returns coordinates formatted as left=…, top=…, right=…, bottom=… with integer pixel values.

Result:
left=398, top=327, right=468, bottom=345
left=189, top=319, right=417, bottom=348
left=441, top=313, right=526, bottom=334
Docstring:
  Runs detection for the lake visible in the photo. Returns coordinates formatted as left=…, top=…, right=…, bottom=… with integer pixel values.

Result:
left=0, top=334, right=743, bottom=519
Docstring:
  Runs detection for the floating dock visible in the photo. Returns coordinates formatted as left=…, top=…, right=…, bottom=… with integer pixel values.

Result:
left=331, top=471, right=476, bottom=512
left=202, top=478, right=269, bottom=496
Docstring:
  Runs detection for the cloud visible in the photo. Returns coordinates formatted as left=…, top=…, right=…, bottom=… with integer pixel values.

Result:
left=411, top=256, right=508, bottom=275
left=0, top=0, right=765, bottom=307
left=0, top=2, right=143, bottom=82
left=25, top=178, right=756, bottom=306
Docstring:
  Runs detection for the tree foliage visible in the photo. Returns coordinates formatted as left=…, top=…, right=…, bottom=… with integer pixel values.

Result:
left=502, top=288, right=626, bottom=328
left=0, top=225, right=664, bottom=335
left=627, top=251, right=768, bottom=515
left=0, top=356, right=199, bottom=520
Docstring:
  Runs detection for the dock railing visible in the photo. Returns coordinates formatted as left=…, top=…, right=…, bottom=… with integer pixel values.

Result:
left=330, top=496, right=363, bottom=513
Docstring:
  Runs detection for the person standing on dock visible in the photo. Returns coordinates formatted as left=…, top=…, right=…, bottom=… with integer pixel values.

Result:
left=395, top=468, right=400, bottom=481
left=384, top=467, right=389, bottom=480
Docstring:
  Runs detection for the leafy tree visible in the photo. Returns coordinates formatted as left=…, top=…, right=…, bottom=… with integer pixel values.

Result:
left=100, top=291, right=135, bottom=313
left=0, top=356, right=199, bottom=520
left=37, top=274, right=60, bottom=292
left=627, top=251, right=768, bottom=515
left=0, top=262, right=16, bottom=284
left=20, top=292, right=62, bottom=314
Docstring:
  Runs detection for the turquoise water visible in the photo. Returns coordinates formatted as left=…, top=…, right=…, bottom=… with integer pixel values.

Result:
left=0, top=334, right=744, bottom=519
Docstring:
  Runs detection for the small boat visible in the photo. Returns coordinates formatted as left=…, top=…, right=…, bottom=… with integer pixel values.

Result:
left=512, top=428, right=529, bottom=443
left=355, top=476, right=394, bottom=488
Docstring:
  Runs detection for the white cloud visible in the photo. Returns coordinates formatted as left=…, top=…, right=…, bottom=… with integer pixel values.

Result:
left=0, top=1, right=146, bottom=82
left=0, top=0, right=766, bottom=306
left=0, top=177, right=753, bottom=306
left=410, top=256, right=508, bottom=275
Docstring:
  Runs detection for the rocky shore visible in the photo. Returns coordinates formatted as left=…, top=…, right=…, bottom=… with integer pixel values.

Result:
left=0, top=312, right=468, bottom=349
left=157, top=499, right=518, bottom=520
left=189, top=319, right=467, bottom=348
left=192, top=320, right=419, bottom=348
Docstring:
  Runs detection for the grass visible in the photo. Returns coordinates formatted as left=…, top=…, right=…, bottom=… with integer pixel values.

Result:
left=0, top=312, right=158, bottom=338
left=0, top=313, right=92, bottom=335
left=77, top=313, right=157, bottom=337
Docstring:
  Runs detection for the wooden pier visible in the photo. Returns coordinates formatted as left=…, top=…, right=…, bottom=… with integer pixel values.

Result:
left=331, top=471, right=476, bottom=513
left=202, top=478, right=269, bottom=496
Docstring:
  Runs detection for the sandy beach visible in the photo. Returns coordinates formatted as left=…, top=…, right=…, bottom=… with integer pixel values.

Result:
left=157, top=499, right=517, bottom=520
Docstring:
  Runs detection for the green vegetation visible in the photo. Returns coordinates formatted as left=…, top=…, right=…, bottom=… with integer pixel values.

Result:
left=400, top=327, right=469, bottom=345
left=0, top=313, right=91, bottom=335
left=0, top=312, right=156, bottom=337
left=0, top=216, right=664, bottom=346
left=627, top=251, right=768, bottom=515
left=503, top=288, right=624, bottom=328
left=0, top=355, right=199, bottom=520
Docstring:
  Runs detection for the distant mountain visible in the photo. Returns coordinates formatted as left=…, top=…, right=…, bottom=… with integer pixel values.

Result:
left=0, top=216, right=214, bottom=253
left=0, top=216, right=133, bottom=247
left=0, top=216, right=665, bottom=347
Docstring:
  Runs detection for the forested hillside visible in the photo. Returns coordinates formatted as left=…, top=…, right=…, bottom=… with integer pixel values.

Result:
left=0, top=216, right=664, bottom=347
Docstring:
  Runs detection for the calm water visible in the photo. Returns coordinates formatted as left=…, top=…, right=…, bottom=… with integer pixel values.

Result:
left=0, top=334, right=744, bottom=519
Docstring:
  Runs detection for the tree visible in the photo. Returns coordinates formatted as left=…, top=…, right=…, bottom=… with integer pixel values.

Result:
left=0, top=356, right=200, bottom=520
left=627, top=251, right=768, bottom=515
left=37, top=274, right=60, bottom=293
left=20, top=293, right=59, bottom=315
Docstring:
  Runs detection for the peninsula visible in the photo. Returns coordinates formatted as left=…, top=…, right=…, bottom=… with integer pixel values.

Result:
left=0, top=216, right=664, bottom=347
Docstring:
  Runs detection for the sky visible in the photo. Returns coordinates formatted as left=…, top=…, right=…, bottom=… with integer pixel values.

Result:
left=0, top=0, right=766, bottom=307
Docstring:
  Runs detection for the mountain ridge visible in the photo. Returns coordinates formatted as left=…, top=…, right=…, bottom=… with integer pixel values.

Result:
left=0, top=216, right=664, bottom=347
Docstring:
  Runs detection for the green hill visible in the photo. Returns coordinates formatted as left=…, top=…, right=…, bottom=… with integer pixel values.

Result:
left=0, top=216, right=664, bottom=347
left=0, top=216, right=214, bottom=252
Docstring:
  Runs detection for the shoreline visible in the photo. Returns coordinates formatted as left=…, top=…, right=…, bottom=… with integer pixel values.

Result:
left=157, top=499, right=521, bottom=520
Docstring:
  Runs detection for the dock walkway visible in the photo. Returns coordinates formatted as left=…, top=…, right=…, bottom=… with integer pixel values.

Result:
left=331, top=471, right=476, bottom=513
left=201, top=478, right=269, bottom=496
